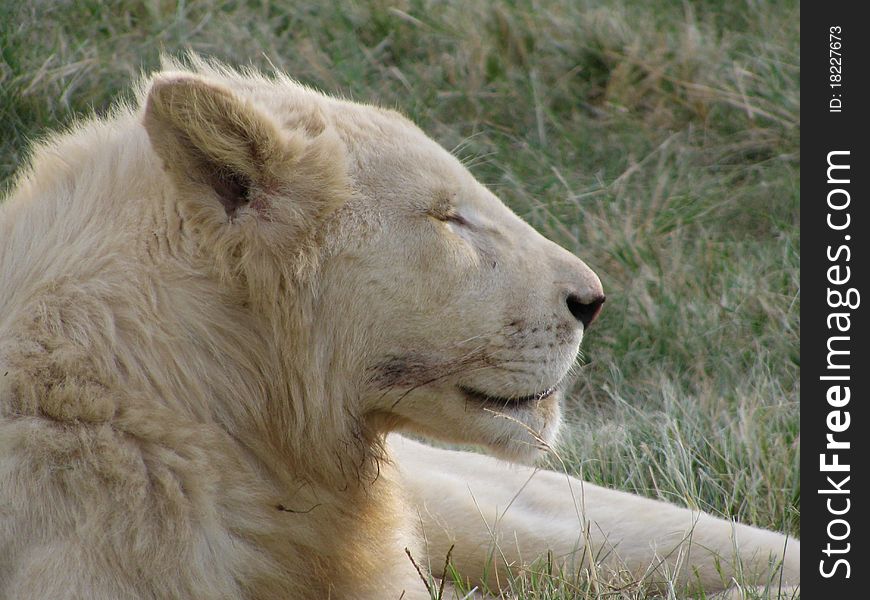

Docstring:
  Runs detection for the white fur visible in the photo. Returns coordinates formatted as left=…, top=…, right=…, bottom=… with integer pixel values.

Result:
left=393, top=436, right=798, bottom=596
left=0, top=56, right=797, bottom=598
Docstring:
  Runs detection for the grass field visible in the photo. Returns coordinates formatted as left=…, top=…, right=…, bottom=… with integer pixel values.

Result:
left=0, top=1, right=800, bottom=597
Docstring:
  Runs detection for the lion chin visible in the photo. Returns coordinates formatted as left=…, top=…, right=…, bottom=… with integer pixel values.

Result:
left=0, top=54, right=797, bottom=600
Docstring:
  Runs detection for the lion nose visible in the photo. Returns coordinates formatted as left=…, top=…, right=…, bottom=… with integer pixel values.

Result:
left=566, top=292, right=606, bottom=329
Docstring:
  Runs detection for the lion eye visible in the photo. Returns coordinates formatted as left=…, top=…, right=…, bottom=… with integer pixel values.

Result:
left=445, top=212, right=469, bottom=226
left=434, top=209, right=468, bottom=227
left=426, top=195, right=470, bottom=228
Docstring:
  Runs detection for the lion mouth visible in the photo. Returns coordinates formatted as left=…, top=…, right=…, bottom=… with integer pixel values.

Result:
left=459, top=384, right=558, bottom=407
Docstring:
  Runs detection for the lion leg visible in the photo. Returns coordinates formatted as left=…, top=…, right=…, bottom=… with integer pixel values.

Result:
left=391, top=435, right=798, bottom=596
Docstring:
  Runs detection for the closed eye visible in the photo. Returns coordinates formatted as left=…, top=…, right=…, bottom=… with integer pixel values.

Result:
left=427, top=207, right=469, bottom=227
left=442, top=211, right=469, bottom=226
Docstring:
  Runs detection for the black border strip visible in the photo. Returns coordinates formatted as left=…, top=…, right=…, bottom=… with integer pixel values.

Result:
left=803, top=3, right=869, bottom=594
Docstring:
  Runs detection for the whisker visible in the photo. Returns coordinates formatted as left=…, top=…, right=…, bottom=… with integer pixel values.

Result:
left=369, top=320, right=589, bottom=410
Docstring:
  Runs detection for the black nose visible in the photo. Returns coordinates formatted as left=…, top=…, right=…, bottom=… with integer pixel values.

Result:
left=566, top=293, right=606, bottom=328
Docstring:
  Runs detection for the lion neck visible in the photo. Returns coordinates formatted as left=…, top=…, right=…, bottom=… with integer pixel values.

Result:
left=130, top=197, right=386, bottom=490
left=1, top=111, right=388, bottom=493
left=0, top=101, right=420, bottom=598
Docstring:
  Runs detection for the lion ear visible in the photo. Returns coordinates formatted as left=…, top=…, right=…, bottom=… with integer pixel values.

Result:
left=143, top=74, right=292, bottom=216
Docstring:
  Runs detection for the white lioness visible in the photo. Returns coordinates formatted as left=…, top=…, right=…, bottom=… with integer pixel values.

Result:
left=0, top=57, right=797, bottom=599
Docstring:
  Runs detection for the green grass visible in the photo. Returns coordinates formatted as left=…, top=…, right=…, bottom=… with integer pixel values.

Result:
left=0, top=0, right=799, bottom=597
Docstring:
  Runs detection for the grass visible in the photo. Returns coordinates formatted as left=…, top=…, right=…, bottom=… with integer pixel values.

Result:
left=0, top=0, right=799, bottom=598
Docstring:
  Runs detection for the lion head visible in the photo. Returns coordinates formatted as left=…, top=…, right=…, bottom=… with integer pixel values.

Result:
left=142, top=58, right=604, bottom=465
